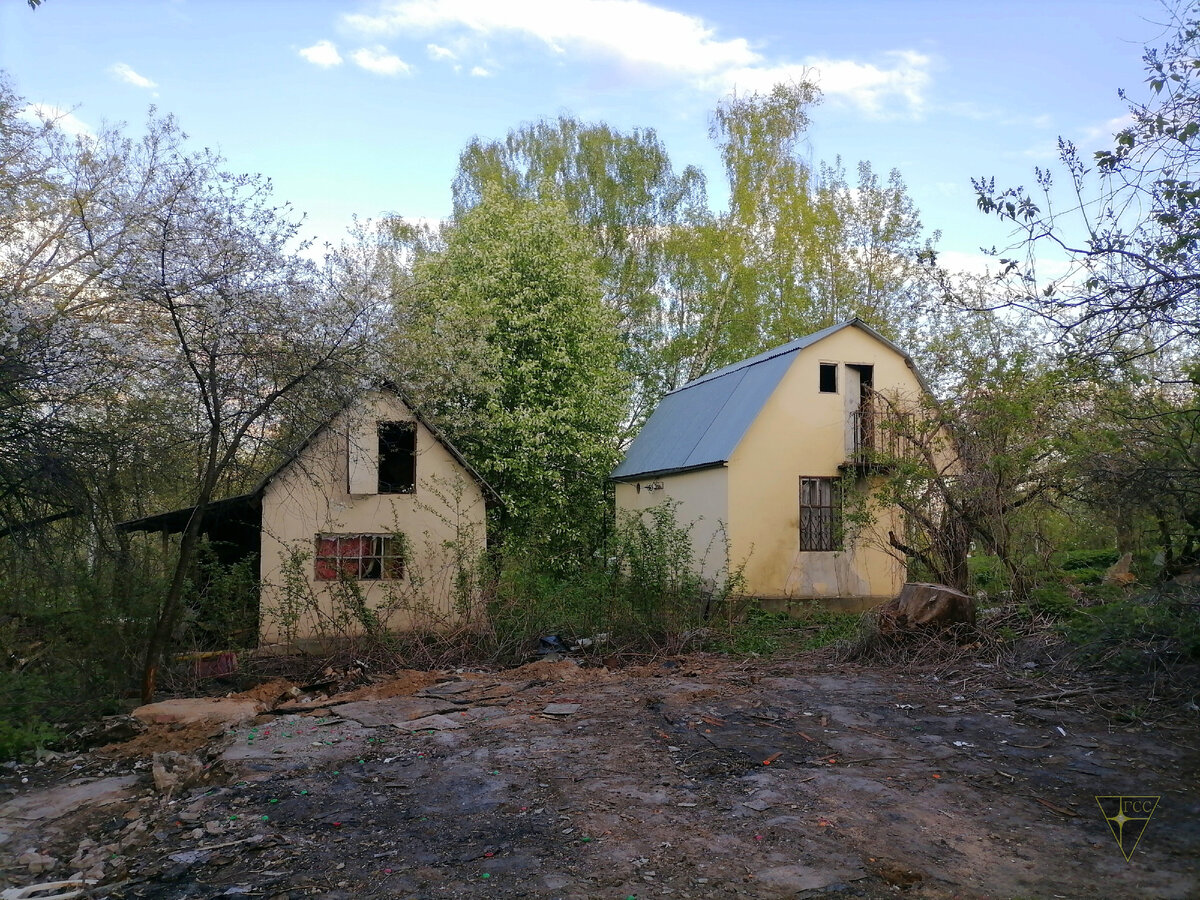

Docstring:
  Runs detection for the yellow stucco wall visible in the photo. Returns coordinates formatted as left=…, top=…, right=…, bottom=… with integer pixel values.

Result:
left=258, top=391, right=488, bottom=645
left=728, top=326, right=920, bottom=602
left=613, top=466, right=730, bottom=582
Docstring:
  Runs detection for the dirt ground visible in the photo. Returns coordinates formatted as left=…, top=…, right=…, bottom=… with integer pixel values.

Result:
left=1, top=653, right=1197, bottom=899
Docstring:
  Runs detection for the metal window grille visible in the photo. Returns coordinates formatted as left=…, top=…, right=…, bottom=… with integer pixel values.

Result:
left=314, top=534, right=405, bottom=580
left=799, top=477, right=841, bottom=551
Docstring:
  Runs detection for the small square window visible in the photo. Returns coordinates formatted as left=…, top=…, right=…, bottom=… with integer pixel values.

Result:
left=819, top=363, right=838, bottom=393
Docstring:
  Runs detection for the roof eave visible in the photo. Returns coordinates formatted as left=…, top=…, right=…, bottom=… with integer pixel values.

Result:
left=610, top=460, right=728, bottom=482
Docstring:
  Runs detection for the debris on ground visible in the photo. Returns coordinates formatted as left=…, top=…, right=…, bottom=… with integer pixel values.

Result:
left=1, top=653, right=1196, bottom=898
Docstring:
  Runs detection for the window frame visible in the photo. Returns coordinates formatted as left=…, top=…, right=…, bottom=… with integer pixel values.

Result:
left=799, top=476, right=842, bottom=552
left=377, top=421, right=416, bottom=494
left=818, top=362, right=838, bottom=394
left=314, top=533, right=405, bottom=581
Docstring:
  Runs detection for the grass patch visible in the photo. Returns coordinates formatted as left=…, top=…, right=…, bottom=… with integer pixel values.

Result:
left=710, top=604, right=859, bottom=657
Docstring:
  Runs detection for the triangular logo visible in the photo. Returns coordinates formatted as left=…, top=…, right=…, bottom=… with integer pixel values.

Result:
left=1095, top=795, right=1159, bottom=861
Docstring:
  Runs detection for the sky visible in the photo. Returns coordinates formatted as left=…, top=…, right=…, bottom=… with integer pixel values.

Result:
left=0, top=0, right=1168, bottom=274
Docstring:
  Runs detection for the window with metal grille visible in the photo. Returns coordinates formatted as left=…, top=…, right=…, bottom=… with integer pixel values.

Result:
left=799, top=477, right=841, bottom=551
left=314, top=534, right=405, bottom=580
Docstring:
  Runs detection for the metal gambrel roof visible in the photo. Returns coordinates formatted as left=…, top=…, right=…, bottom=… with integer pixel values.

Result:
left=611, top=318, right=923, bottom=481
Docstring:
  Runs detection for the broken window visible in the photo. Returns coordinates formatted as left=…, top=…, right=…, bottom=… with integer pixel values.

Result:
left=314, top=534, right=405, bottom=580
left=819, top=363, right=838, bottom=393
left=799, top=477, right=841, bottom=551
left=378, top=422, right=416, bottom=493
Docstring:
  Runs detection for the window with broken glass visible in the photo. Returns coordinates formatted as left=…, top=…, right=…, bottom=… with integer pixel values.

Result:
left=378, top=422, right=416, bottom=493
left=314, top=534, right=404, bottom=580
left=799, top=477, right=841, bottom=551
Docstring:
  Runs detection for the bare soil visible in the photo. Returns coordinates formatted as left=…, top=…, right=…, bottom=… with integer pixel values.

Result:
left=1, top=653, right=1196, bottom=899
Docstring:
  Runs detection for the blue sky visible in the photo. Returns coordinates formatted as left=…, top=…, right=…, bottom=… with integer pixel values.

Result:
left=0, top=0, right=1163, bottom=273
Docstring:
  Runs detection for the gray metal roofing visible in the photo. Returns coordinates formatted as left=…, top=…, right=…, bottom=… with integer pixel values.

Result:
left=611, top=318, right=916, bottom=481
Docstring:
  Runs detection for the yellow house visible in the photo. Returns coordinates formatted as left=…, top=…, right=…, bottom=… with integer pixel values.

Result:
left=612, top=319, right=929, bottom=610
left=121, top=387, right=496, bottom=646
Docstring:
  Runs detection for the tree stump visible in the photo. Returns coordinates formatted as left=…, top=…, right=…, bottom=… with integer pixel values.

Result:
left=878, top=582, right=976, bottom=631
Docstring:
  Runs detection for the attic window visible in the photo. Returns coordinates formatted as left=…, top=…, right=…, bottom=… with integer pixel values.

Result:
left=819, top=363, right=838, bottom=393
left=378, top=422, right=416, bottom=493
left=314, top=534, right=404, bottom=580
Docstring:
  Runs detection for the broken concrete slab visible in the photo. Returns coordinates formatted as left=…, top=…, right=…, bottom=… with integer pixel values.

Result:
left=132, top=698, right=263, bottom=729
left=394, top=714, right=464, bottom=732
left=333, top=697, right=460, bottom=727
left=0, top=776, right=140, bottom=823
left=416, top=680, right=488, bottom=699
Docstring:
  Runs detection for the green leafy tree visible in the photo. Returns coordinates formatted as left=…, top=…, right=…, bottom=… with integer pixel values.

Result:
left=406, top=190, right=628, bottom=566
left=452, top=116, right=705, bottom=436
left=866, top=313, right=1073, bottom=599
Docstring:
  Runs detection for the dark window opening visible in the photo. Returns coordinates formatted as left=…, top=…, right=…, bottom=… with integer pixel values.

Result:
left=314, top=534, right=404, bottom=581
left=800, top=476, right=842, bottom=551
left=378, top=422, right=416, bottom=493
left=819, top=363, right=838, bottom=393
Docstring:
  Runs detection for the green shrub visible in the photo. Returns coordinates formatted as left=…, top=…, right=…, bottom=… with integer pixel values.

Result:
left=1063, top=567, right=1106, bottom=586
left=710, top=604, right=859, bottom=657
left=1028, top=583, right=1077, bottom=618
left=969, top=555, right=1008, bottom=592
left=1054, top=549, right=1120, bottom=571
left=487, top=501, right=745, bottom=661
left=1062, top=589, right=1200, bottom=673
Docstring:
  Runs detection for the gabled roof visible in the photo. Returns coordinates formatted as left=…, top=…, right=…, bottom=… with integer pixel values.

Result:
left=119, top=385, right=500, bottom=534
left=611, top=318, right=925, bottom=481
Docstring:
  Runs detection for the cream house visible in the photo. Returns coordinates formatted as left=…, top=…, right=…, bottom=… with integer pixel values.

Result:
left=612, top=318, right=929, bottom=611
left=121, top=387, right=496, bottom=645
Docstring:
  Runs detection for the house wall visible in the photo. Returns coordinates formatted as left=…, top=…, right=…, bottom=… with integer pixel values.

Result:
left=728, top=327, right=920, bottom=603
left=258, top=391, right=488, bottom=645
left=613, top=466, right=730, bottom=584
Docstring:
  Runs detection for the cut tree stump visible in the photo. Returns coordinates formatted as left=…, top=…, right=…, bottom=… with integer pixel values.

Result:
left=878, top=582, right=976, bottom=631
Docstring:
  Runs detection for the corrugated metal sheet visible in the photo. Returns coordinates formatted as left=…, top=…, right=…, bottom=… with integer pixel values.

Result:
left=612, top=318, right=917, bottom=481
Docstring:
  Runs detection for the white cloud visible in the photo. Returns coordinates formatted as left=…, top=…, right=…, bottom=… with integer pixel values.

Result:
left=19, top=103, right=93, bottom=138
left=427, top=43, right=456, bottom=61
left=346, top=0, right=756, bottom=75
left=469, top=65, right=490, bottom=77
left=110, top=62, right=157, bottom=90
left=340, top=0, right=930, bottom=116
left=716, top=51, right=931, bottom=117
left=935, top=250, right=1004, bottom=277
left=352, top=45, right=412, bottom=76
left=1082, top=113, right=1135, bottom=144
left=300, top=39, right=343, bottom=67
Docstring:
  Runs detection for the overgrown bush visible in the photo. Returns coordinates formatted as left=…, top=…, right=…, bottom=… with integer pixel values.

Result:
left=487, top=501, right=746, bottom=661
left=1027, top=583, right=1077, bottom=618
left=1054, top=549, right=1120, bottom=571
left=1062, top=588, right=1200, bottom=674
left=0, top=536, right=165, bottom=759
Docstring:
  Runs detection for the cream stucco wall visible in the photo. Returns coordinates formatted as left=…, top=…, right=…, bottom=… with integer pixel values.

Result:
left=258, top=391, right=488, bottom=645
left=613, top=466, right=730, bottom=583
left=728, top=327, right=920, bottom=603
